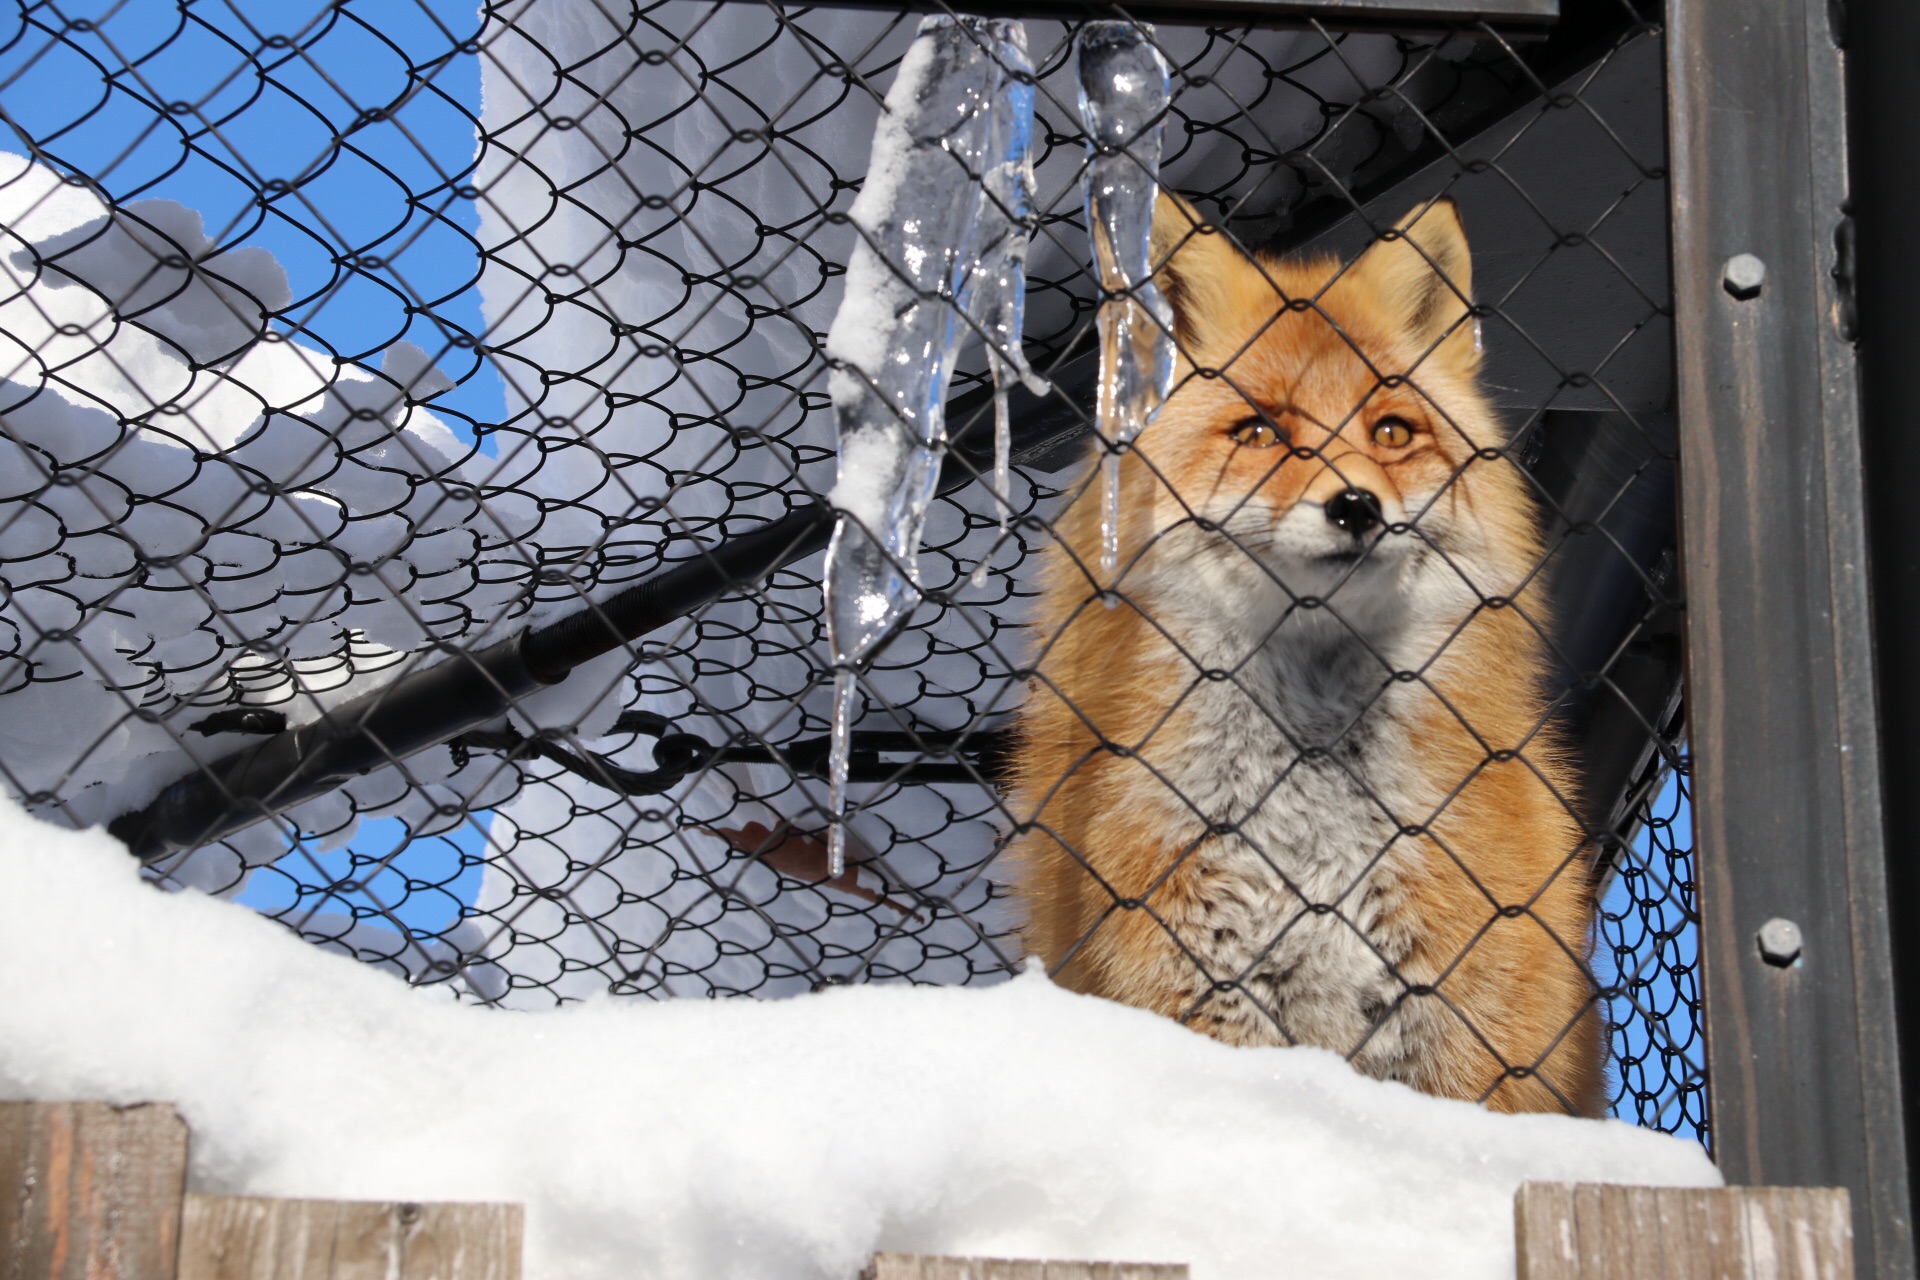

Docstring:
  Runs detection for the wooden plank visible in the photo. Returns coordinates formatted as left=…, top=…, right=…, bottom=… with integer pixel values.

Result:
left=864, top=1255, right=1188, bottom=1280
left=1665, top=0, right=1914, bottom=1273
left=177, top=1195, right=522, bottom=1280
left=0, top=1100, right=189, bottom=1280
left=1658, top=1185, right=1745, bottom=1280
left=1739, top=1190, right=1856, bottom=1280
left=1516, top=1185, right=1853, bottom=1279
left=1516, top=1182, right=1579, bottom=1280
left=1591, top=1182, right=1643, bottom=1280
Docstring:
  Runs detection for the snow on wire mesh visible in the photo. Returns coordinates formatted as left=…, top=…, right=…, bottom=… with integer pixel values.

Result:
left=0, top=0, right=1697, bottom=1135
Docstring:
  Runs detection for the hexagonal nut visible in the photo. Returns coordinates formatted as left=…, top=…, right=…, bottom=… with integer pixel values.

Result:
left=1756, top=916, right=1803, bottom=967
left=1723, top=253, right=1767, bottom=301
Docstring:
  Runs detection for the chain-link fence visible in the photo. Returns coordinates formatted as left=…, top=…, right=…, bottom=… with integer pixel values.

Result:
left=0, top=0, right=1697, bottom=1135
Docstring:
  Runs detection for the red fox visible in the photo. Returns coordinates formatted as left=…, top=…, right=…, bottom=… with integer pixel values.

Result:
left=1008, top=194, right=1603, bottom=1115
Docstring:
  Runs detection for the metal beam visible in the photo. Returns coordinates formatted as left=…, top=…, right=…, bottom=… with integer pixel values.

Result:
left=1667, top=0, right=1913, bottom=1273
left=753, top=0, right=1557, bottom=35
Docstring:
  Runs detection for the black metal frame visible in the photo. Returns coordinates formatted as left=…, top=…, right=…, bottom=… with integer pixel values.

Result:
left=699, top=0, right=1559, bottom=30
left=1669, top=0, right=1913, bottom=1272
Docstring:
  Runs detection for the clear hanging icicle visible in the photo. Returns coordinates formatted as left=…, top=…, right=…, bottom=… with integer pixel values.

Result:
left=822, top=16, right=1025, bottom=875
left=1075, top=20, right=1175, bottom=590
left=962, top=22, right=1047, bottom=589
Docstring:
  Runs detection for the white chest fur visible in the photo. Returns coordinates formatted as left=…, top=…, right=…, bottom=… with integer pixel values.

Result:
left=1125, top=591, right=1450, bottom=1081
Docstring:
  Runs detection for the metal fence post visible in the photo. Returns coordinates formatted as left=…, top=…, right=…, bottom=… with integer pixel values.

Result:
left=1667, top=0, right=1914, bottom=1273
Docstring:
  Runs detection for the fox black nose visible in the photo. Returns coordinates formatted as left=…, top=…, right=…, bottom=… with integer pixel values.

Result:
left=1323, top=489, right=1383, bottom=537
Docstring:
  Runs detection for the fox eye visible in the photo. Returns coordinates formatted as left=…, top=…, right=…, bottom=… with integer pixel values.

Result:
left=1227, top=417, right=1286, bottom=449
left=1371, top=417, right=1415, bottom=449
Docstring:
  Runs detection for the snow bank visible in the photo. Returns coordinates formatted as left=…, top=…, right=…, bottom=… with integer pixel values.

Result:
left=0, top=798, right=1718, bottom=1280
left=0, top=151, right=537, bottom=842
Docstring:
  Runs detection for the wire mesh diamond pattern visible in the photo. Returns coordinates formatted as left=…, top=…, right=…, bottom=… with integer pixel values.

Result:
left=0, top=0, right=1698, bottom=1138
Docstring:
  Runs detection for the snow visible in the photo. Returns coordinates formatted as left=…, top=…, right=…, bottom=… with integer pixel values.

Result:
left=0, top=796, right=1720, bottom=1280
left=827, top=427, right=907, bottom=533
left=0, top=151, right=604, bottom=943
left=0, top=148, right=557, bottom=854
left=22, top=197, right=292, bottom=367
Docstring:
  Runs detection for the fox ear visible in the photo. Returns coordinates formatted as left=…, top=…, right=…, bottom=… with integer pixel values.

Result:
left=1348, top=198, right=1476, bottom=368
left=1148, top=192, right=1268, bottom=353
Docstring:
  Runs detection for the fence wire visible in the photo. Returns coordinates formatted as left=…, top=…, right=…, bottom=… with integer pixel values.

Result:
left=0, top=0, right=1699, bottom=1135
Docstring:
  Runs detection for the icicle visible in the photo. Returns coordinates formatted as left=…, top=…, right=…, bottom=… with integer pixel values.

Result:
left=992, top=373, right=1013, bottom=528
left=827, top=665, right=858, bottom=871
left=1075, top=20, right=1175, bottom=594
left=821, top=16, right=1013, bottom=875
left=962, top=20, right=1047, bottom=574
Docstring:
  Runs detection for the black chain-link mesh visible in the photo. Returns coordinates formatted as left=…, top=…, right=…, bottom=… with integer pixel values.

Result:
left=0, top=0, right=1699, bottom=1138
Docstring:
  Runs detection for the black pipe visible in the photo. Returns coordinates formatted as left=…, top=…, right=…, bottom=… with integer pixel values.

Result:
left=458, top=715, right=1016, bottom=796
left=519, top=349, right=1097, bottom=684
left=520, top=504, right=837, bottom=684
left=111, top=638, right=547, bottom=861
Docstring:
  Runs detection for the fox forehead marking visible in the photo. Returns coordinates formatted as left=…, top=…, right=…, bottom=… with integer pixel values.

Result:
left=1183, top=340, right=1442, bottom=471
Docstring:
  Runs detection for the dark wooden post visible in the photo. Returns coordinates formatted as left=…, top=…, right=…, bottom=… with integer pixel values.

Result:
left=1840, top=0, right=1920, bottom=1257
left=1666, top=0, right=1914, bottom=1274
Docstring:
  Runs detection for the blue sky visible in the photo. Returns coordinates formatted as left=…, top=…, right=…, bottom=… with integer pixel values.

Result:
left=1, top=0, right=502, bottom=432
left=1598, top=770, right=1704, bottom=1141
left=2, top=0, right=499, bottom=936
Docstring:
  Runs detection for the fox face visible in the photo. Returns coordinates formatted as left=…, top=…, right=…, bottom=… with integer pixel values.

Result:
left=1009, top=196, right=1601, bottom=1117
left=1116, top=195, right=1530, bottom=649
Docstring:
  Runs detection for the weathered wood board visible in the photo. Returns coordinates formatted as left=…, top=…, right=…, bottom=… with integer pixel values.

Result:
left=1516, top=1183, right=1853, bottom=1280
left=0, top=1100, right=190, bottom=1280
left=177, top=1195, right=523, bottom=1280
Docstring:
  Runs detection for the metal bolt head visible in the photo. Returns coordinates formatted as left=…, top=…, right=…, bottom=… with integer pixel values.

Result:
left=1757, top=917, right=1803, bottom=967
left=1723, top=253, right=1767, bottom=300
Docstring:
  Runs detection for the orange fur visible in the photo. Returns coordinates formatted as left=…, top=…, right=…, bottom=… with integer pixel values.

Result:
left=1007, top=195, right=1603, bottom=1115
